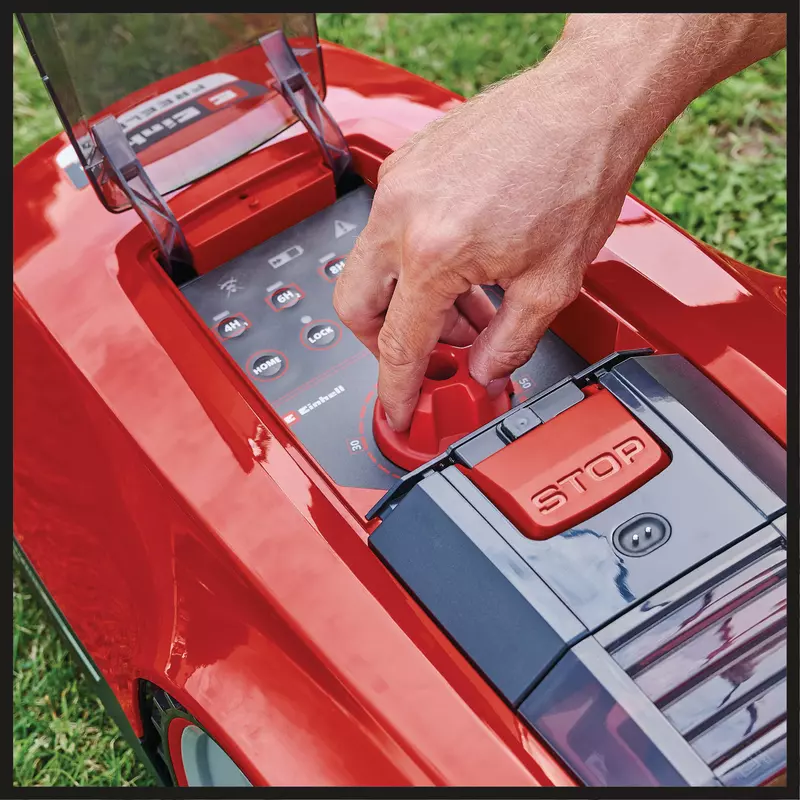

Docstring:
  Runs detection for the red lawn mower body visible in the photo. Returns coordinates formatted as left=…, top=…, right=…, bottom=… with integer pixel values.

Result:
left=13, top=14, right=788, bottom=788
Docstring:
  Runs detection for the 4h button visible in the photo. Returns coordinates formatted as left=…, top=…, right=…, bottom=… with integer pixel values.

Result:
left=216, top=314, right=250, bottom=340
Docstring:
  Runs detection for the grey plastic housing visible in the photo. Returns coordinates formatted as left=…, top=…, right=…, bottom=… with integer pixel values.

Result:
left=368, top=352, right=787, bottom=787
left=595, top=524, right=787, bottom=787
left=369, top=468, right=586, bottom=706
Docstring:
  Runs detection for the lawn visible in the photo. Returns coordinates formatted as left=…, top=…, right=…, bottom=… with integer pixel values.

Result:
left=12, top=12, right=787, bottom=788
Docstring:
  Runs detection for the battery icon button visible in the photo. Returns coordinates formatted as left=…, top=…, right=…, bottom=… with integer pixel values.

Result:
left=269, top=245, right=304, bottom=269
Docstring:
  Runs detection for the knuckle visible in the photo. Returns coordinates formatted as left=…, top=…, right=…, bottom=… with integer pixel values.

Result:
left=340, top=238, right=364, bottom=277
left=377, top=154, right=397, bottom=183
left=379, top=140, right=415, bottom=182
left=487, top=342, right=533, bottom=374
left=518, top=269, right=582, bottom=318
left=541, top=279, right=581, bottom=315
left=403, top=223, right=464, bottom=273
left=331, top=285, right=353, bottom=327
left=374, top=171, right=404, bottom=206
left=377, top=326, right=422, bottom=370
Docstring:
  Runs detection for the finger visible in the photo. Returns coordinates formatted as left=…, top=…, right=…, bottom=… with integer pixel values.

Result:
left=467, top=276, right=562, bottom=387
left=454, top=284, right=497, bottom=333
left=439, top=305, right=479, bottom=347
left=333, top=225, right=398, bottom=358
left=438, top=285, right=498, bottom=346
left=377, top=276, right=457, bottom=432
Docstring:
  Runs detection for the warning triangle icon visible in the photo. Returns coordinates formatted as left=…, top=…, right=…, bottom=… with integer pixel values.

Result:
left=334, top=219, right=357, bottom=238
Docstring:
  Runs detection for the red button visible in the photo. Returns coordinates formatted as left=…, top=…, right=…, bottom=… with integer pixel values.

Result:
left=466, top=389, right=669, bottom=540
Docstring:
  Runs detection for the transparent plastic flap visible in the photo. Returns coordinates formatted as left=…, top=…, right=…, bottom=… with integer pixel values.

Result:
left=18, top=13, right=324, bottom=210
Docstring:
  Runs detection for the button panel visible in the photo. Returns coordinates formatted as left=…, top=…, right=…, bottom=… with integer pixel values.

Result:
left=181, top=185, right=589, bottom=491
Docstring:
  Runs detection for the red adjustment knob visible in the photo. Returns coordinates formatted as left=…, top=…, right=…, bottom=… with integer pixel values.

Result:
left=373, top=344, right=512, bottom=471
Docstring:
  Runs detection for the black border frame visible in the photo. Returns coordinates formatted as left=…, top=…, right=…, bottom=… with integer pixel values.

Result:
left=8, top=6, right=798, bottom=799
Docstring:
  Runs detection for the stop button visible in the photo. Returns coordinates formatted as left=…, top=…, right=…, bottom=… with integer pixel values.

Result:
left=466, top=389, right=670, bottom=540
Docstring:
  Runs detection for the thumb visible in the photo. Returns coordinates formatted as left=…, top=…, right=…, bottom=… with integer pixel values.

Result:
left=467, top=277, right=562, bottom=388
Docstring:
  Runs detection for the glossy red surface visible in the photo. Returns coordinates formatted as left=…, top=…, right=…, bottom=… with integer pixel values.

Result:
left=587, top=198, right=786, bottom=446
left=467, top=389, right=670, bottom=540
left=13, top=38, right=785, bottom=787
left=373, top=343, right=512, bottom=471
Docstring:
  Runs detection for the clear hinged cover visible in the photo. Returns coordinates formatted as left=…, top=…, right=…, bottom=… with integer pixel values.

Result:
left=18, top=13, right=324, bottom=211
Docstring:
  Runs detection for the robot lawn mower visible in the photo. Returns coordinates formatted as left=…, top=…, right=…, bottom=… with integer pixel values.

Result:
left=13, top=12, right=788, bottom=788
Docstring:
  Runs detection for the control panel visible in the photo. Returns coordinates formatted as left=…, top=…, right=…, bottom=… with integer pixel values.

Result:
left=182, top=185, right=587, bottom=490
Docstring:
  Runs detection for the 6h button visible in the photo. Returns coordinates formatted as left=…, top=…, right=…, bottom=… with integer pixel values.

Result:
left=268, top=284, right=304, bottom=311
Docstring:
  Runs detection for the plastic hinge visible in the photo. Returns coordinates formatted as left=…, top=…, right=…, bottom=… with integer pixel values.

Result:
left=90, top=115, right=195, bottom=282
left=260, top=30, right=352, bottom=186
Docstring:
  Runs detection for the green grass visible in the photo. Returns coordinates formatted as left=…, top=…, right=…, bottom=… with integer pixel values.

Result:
left=320, top=13, right=786, bottom=275
left=12, top=571, right=155, bottom=787
left=13, top=12, right=786, bottom=788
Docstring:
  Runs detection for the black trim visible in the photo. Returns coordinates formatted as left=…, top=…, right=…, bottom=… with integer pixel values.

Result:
left=13, top=537, right=166, bottom=786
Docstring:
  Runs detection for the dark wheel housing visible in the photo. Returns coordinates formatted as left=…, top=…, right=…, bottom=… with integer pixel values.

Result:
left=140, top=682, right=252, bottom=787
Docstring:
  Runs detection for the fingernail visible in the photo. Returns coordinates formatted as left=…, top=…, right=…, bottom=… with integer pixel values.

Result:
left=385, top=415, right=397, bottom=431
left=486, top=377, right=509, bottom=398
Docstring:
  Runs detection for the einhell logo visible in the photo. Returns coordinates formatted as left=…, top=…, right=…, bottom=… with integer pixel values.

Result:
left=532, top=437, right=645, bottom=515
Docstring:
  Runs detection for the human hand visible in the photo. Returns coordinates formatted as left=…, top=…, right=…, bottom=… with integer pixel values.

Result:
left=333, top=13, right=786, bottom=433
left=334, top=60, right=634, bottom=431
